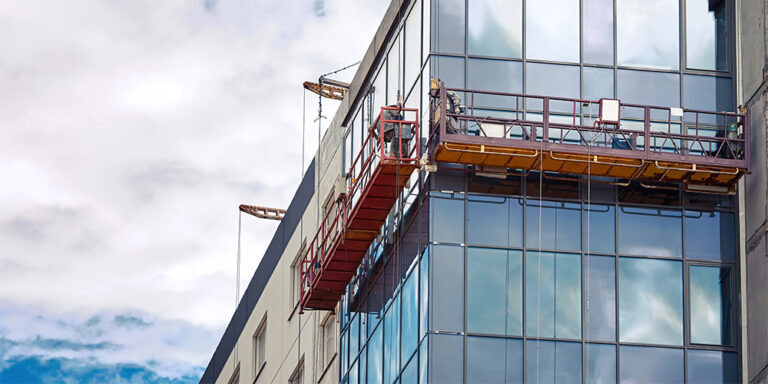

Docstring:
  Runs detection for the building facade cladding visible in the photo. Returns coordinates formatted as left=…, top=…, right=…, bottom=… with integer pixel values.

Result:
left=336, top=0, right=741, bottom=383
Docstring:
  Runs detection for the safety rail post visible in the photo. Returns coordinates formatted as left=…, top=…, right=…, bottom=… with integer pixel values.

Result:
left=542, top=97, right=550, bottom=143
left=440, top=83, right=447, bottom=140
left=745, top=110, right=751, bottom=171
left=644, top=106, right=651, bottom=155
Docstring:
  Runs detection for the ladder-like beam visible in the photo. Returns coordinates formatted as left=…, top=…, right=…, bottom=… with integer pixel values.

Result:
left=239, top=205, right=286, bottom=221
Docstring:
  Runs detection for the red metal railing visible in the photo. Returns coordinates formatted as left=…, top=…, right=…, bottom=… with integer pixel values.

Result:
left=300, top=106, right=420, bottom=311
left=429, top=83, right=749, bottom=170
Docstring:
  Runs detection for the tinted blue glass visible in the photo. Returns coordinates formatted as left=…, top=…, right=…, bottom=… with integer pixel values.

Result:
left=526, top=63, right=580, bottom=99
left=467, top=337, right=505, bottom=383
left=419, top=247, right=429, bottom=339
left=359, top=345, right=367, bottom=383
left=690, top=266, right=732, bottom=345
left=619, top=257, right=683, bottom=345
left=584, top=204, right=615, bottom=254
left=429, top=333, right=463, bottom=383
left=350, top=313, right=360, bottom=364
left=468, top=0, right=522, bottom=58
left=419, top=340, right=427, bottom=384
left=620, top=346, right=684, bottom=384
left=683, top=75, right=734, bottom=112
left=617, top=0, right=679, bottom=70
left=350, top=359, right=358, bottom=384
left=688, top=350, right=738, bottom=384
left=368, top=324, right=383, bottom=383
left=401, top=268, right=419, bottom=365
left=467, top=248, right=523, bottom=335
left=506, top=338, right=523, bottom=383
left=526, top=252, right=581, bottom=339
left=583, top=67, right=614, bottom=100
left=686, top=210, right=735, bottom=261
left=431, top=0, right=464, bottom=55
left=586, top=343, right=615, bottom=384
left=525, top=340, right=582, bottom=384
left=384, top=296, right=400, bottom=384
left=686, top=0, right=728, bottom=71
left=468, top=58, right=523, bottom=109
left=617, top=69, right=680, bottom=108
left=526, top=0, right=580, bottom=62
left=341, top=327, right=349, bottom=373
left=430, top=192, right=464, bottom=244
left=618, top=206, right=682, bottom=257
left=468, top=194, right=508, bottom=247
left=583, top=0, right=614, bottom=65
left=585, top=256, right=615, bottom=341
left=526, top=200, right=582, bottom=252
left=401, top=351, right=418, bottom=384
left=431, top=245, right=464, bottom=332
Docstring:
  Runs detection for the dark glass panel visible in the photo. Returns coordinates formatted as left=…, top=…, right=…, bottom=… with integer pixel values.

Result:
left=686, top=0, right=728, bottom=71
left=583, top=67, right=614, bottom=100
left=367, top=323, right=383, bottom=383
left=683, top=75, right=733, bottom=112
left=429, top=192, right=464, bottom=244
left=617, top=0, right=679, bottom=70
left=383, top=295, right=400, bottom=384
left=419, top=247, right=429, bottom=339
left=619, top=346, right=684, bottom=384
left=431, top=0, right=465, bottom=55
left=617, top=69, right=680, bottom=108
left=526, top=200, right=582, bottom=252
left=526, top=252, right=581, bottom=339
left=618, top=206, right=682, bottom=257
left=585, top=255, right=616, bottom=341
left=685, top=210, right=735, bottom=261
left=526, top=0, right=580, bottom=62
left=687, top=350, right=738, bottom=384
left=467, top=58, right=523, bottom=109
left=430, top=56, right=464, bottom=90
left=526, top=172, right=580, bottom=200
left=467, top=336, right=506, bottom=383
left=583, top=0, right=614, bottom=65
left=525, top=340, right=582, bottom=384
left=469, top=174, right=523, bottom=195
left=431, top=245, right=464, bottom=332
left=429, top=333, right=463, bottom=383
left=401, top=268, right=419, bottom=366
left=690, top=266, right=732, bottom=345
left=583, top=204, right=615, bottom=255
left=468, top=0, right=522, bottom=58
left=618, top=181, right=681, bottom=206
left=586, top=343, right=615, bottom=384
left=619, top=257, right=683, bottom=345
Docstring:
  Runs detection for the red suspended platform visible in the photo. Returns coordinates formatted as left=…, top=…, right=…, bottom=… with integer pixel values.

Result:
left=300, top=106, right=420, bottom=312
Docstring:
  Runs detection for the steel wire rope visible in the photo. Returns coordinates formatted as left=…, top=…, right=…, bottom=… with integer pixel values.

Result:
left=536, top=129, right=544, bottom=384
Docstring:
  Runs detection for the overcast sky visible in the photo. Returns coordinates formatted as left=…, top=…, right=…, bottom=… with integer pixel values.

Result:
left=0, top=0, right=388, bottom=381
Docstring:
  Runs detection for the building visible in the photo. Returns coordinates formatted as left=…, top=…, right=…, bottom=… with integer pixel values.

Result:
left=201, top=0, right=764, bottom=383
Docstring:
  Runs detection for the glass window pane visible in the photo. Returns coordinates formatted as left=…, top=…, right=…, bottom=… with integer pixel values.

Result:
left=617, top=0, right=680, bottom=70
left=586, top=343, right=615, bottom=384
left=419, top=247, right=429, bottom=339
left=526, top=200, right=582, bottom=252
left=431, top=245, right=464, bottom=332
left=618, top=206, right=682, bottom=257
left=585, top=255, right=615, bottom=341
left=468, top=0, right=522, bottom=58
left=683, top=75, right=734, bottom=112
left=401, top=268, right=419, bottom=365
left=619, top=257, right=683, bottom=345
left=685, top=210, right=735, bottom=261
left=350, top=313, right=360, bottom=364
left=468, top=58, right=523, bottom=109
left=430, top=192, right=464, bottom=244
left=583, top=0, right=614, bottom=65
left=468, top=195, right=508, bottom=247
left=584, top=204, right=615, bottom=254
left=467, top=248, right=523, bottom=336
left=526, top=252, right=581, bottom=339
left=350, top=359, right=358, bottom=384
left=404, top=1, right=422, bottom=95
left=431, top=0, right=464, bottom=55
left=429, top=333, right=463, bottom=384
left=617, top=69, right=680, bottom=108
left=367, top=324, right=383, bottom=383
left=373, top=66, right=386, bottom=121
left=467, top=336, right=505, bottom=383
left=526, top=63, right=580, bottom=102
left=506, top=250, right=524, bottom=336
left=688, top=350, right=738, bottom=384
left=686, top=0, right=728, bottom=71
left=430, top=55, right=465, bottom=93
left=401, top=351, right=418, bottom=384
left=690, top=266, right=732, bottom=345
left=525, top=340, right=582, bottom=384
left=387, top=34, right=402, bottom=105
left=419, top=340, right=427, bottom=384
left=506, top=338, right=524, bottom=383
left=526, top=0, right=580, bottom=62
left=384, top=296, right=400, bottom=384
left=619, top=346, right=684, bottom=384
left=583, top=67, right=614, bottom=100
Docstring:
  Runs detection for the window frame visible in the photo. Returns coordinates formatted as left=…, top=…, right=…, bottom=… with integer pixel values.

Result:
left=253, top=314, right=267, bottom=381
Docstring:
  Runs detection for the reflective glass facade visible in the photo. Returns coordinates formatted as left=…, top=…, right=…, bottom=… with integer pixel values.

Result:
left=337, top=0, right=740, bottom=382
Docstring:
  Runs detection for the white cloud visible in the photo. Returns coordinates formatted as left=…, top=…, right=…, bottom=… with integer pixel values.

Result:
left=0, top=0, right=388, bottom=357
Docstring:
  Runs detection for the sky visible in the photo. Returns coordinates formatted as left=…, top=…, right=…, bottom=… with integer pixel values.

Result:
left=0, top=0, right=388, bottom=382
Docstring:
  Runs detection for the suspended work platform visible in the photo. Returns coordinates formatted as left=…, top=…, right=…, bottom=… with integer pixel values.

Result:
left=300, top=106, right=420, bottom=312
left=429, top=83, right=749, bottom=192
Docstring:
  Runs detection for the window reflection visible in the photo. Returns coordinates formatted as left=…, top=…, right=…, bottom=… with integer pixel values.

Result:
left=687, top=0, right=728, bottom=71
left=387, top=34, right=401, bottom=105
left=467, top=194, right=523, bottom=247
left=688, top=350, right=738, bottom=384
left=586, top=343, right=615, bottom=384
left=401, top=268, right=419, bottom=364
left=584, top=204, right=615, bottom=254
left=526, top=63, right=580, bottom=114
left=468, top=0, right=522, bottom=58
left=526, top=200, right=582, bottom=252
left=526, top=252, right=581, bottom=339
left=430, top=192, right=464, bottom=244
left=367, top=324, right=383, bottom=383
left=525, top=340, right=582, bottom=384
left=404, top=2, right=422, bottom=94
left=583, top=67, right=614, bottom=100
left=468, top=248, right=523, bottom=335
left=431, top=0, right=464, bottom=55
left=620, top=346, right=684, bottom=383
left=583, top=0, right=614, bottom=65
left=690, top=266, right=732, bottom=345
left=383, top=295, right=400, bottom=383
left=617, top=0, right=679, bottom=70
left=468, top=58, right=523, bottom=109
left=585, top=255, right=615, bottom=341
left=617, top=69, right=680, bottom=109
left=431, top=245, right=464, bottom=332
left=526, top=0, right=580, bottom=62
left=685, top=210, right=735, bottom=261
left=429, top=333, right=463, bottom=383
left=618, top=206, right=682, bottom=257
left=619, top=257, right=683, bottom=345
left=430, top=55, right=465, bottom=90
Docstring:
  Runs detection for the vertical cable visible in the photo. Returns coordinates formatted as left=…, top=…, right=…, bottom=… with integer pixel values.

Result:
left=536, top=139, right=543, bottom=384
